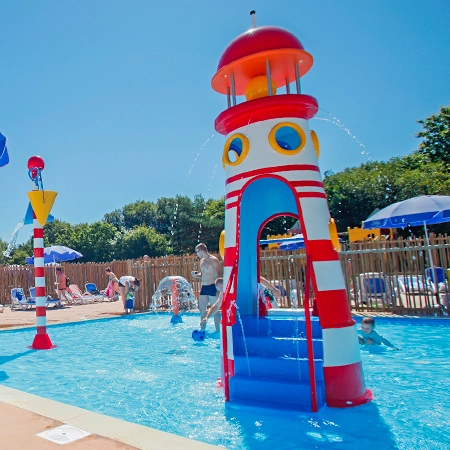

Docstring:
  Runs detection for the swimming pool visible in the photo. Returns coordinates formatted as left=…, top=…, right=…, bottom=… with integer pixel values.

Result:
left=0, top=314, right=449, bottom=449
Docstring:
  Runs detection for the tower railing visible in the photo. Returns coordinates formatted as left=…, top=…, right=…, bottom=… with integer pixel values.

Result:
left=303, top=255, right=318, bottom=412
left=222, top=262, right=238, bottom=401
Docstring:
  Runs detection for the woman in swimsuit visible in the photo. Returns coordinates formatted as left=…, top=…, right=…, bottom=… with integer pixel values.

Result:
left=105, top=267, right=119, bottom=300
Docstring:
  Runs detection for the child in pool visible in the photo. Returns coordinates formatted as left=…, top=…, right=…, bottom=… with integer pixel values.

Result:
left=358, top=316, right=398, bottom=349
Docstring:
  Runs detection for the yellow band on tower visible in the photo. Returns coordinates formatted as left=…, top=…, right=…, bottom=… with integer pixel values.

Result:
left=329, top=218, right=341, bottom=252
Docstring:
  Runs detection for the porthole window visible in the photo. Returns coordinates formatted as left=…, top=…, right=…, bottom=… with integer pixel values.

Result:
left=222, top=133, right=250, bottom=167
left=310, top=130, right=320, bottom=159
left=269, top=122, right=306, bottom=155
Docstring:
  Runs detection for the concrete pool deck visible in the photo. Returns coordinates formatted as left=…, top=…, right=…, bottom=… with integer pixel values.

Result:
left=0, top=300, right=125, bottom=329
left=0, top=302, right=219, bottom=449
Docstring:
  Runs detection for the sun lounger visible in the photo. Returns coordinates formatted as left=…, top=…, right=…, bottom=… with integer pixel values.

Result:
left=85, top=282, right=109, bottom=301
left=356, top=272, right=397, bottom=307
left=65, top=285, right=93, bottom=304
left=396, top=275, right=426, bottom=294
left=68, top=284, right=103, bottom=303
left=10, top=288, right=36, bottom=311
left=29, top=287, right=62, bottom=308
left=425, top=267, right=448, bottom=294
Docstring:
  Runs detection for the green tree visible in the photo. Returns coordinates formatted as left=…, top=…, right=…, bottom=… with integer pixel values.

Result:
left=199, top=197, right=225, bottom=252
left=44, top=219, right=76, bottom=248
left=115, top=226, right=169, bottom=259
left=416, top=105, right=450, bottom=165
left=122, top=200, right=157, bottom=230
left=154, top=195, right=205, bottom=254
left=170, top=195, right=202, bottom=254
left=73, top=221, right=118, bottom=262
left=260, top=216, right=297, bottom=240
left=7, top=238, right=34, bottom=265
left=154, top=196, right=176, bottom=237
left=0, top=238, right=8, bottom=265
left=324, top=154, right=450, bottom=232
left=103, top=209, right=124, bottom=229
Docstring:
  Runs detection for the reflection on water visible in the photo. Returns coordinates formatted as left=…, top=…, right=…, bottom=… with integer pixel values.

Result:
left=0, top=316, right=449, bottom=449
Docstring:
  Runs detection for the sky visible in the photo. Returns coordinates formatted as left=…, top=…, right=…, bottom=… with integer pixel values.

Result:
left=0, top=0, right=449, bottom=244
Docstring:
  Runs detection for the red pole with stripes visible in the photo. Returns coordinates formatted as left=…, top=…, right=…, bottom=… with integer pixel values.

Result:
left=31, top=211, right=54, bottom=349
left=28, top=155, right=55, bottom=350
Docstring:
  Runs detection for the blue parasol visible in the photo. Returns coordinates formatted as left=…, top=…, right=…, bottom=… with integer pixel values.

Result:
left=363, top=195, right=450, bottom=299
left=259, top=234, right=305, bottom=250
left=0, top=132, right=9, bottom=167
left=363, top=195, right=450, bottom=229
left=26, top=246, right=83, bottom=265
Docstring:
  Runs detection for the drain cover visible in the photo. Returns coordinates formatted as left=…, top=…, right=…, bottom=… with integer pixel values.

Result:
left=37, top=425, right=91, bottom=445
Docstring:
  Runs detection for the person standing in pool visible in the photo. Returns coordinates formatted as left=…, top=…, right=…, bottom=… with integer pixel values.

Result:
left=191, top=243, right=222, bottom=332
left=200, top=278, right=224, bottom=328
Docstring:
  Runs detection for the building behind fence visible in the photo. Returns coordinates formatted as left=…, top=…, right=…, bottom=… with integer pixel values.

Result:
left=1, top=235, right=449, bottom=315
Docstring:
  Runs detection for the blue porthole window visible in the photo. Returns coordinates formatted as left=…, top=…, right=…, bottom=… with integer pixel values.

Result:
left=269, top=122, right=306, bottom=155
left=229, top=137, right=243, bottom=162
left=222, top=133, right=250, bottom=167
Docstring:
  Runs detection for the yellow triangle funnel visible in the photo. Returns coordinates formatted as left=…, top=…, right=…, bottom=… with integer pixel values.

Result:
left=27, top=190, right=58, bottom=226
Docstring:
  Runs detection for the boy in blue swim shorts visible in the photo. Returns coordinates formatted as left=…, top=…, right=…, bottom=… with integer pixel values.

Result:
left=200, top=284, right=218, bottom=296
left=192, top=243, right=223, bottom=332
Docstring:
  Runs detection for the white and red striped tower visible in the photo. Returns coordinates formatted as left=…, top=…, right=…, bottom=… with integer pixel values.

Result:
left=212, top=16, right=372, bottom=407
left=31, top=211, right=54, bottom=349
left=27, top=156, right=57, bottom=350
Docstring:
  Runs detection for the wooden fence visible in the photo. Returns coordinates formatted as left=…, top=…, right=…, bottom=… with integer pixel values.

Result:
left=1, top=235, right=449, bottom=315
left=0, top=260, right=129, bottom=306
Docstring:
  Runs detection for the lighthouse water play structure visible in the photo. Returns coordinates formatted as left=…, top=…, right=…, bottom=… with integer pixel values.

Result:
left=212, top=13, right=372, bottom=411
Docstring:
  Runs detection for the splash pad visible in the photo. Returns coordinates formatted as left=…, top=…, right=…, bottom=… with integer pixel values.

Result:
left=151, top=276, right=198, bottom=323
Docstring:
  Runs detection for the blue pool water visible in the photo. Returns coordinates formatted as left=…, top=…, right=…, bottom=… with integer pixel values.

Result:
left=0, top=314, right=449, bottom=449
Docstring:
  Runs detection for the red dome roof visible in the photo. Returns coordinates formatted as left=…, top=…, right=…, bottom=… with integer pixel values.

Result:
left=217, top=26, right=305, bottom=71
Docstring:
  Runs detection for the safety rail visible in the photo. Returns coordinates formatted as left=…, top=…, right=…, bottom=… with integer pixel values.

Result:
left=303, top=256, right=318, bottom=412
left=221, top=262, right=237, bottom=402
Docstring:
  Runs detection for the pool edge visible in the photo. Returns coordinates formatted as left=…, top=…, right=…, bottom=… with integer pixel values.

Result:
left=0, top=385, right=220, bottom=450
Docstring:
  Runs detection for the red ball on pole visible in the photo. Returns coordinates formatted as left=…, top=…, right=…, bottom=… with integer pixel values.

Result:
left=27, top=156, right=45, bottom=171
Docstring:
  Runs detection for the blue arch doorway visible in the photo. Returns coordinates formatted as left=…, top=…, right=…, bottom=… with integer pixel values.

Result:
left=237, top=177, right=300, bottom=316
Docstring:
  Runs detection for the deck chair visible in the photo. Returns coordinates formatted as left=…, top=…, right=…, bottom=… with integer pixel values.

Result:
left=357, top=272, right=396, bottom=307
left=65, top=285, right=93, bottom=304
left=69, top=284, right=105, bottom=303
left=425, top=268, right=448, bottom=294
left=59, top=288, right=84, bottom=305
left=396, top=275, right=426, bottom=294
left=85, top=282, right=108, bottom=301
left=10, top=288, right=36, bottom=311
left=29, top=287, right=62, bottom=308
